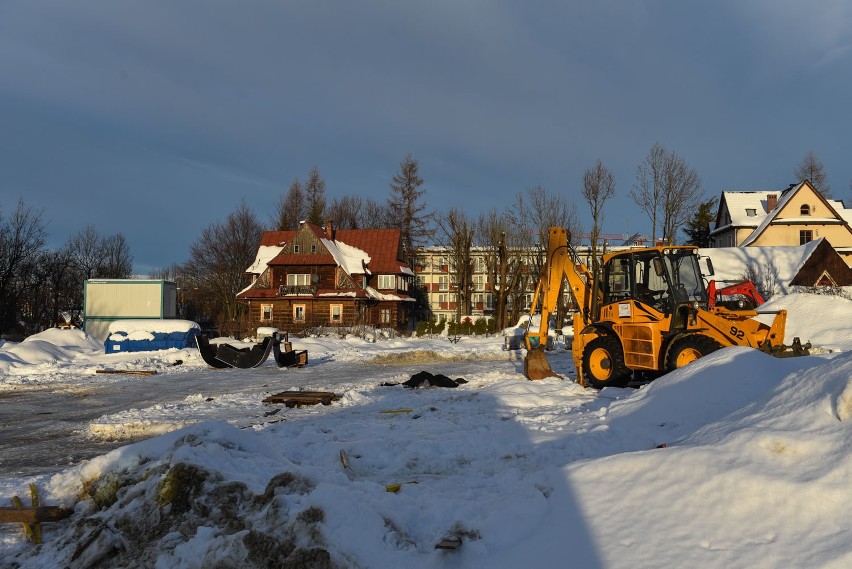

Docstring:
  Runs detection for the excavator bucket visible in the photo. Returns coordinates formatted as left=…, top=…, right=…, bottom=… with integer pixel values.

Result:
left=523, top=347, right=560, bottom=380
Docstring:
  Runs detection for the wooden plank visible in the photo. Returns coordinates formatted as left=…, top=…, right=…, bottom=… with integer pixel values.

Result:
left=0, top=506, right=73, bottom=524
left=95, top=369, right=158, bottom=376
left=262, top=391, right=341, bottom=406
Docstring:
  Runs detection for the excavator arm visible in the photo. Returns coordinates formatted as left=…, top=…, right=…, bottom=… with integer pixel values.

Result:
left=523, top=227, right=596, bottom=379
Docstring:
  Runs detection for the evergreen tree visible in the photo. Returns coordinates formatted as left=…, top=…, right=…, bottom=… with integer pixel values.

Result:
left=273, top=179, right=305, bottom=230
left=682, top=197, right=717, bottom=247
left=304, top=166, right=326, bottom=225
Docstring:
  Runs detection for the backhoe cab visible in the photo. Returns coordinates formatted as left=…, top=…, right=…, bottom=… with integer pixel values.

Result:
left=523, top=227, right=807, bottom=388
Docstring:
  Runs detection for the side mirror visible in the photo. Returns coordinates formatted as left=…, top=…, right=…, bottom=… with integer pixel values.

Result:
left=701, top=257, right=715, bottom=277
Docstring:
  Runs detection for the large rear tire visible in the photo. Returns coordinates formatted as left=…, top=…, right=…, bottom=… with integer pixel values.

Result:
left=582, top=336, right=631, bottom=389
left=665, top=335, right=721, bottom=371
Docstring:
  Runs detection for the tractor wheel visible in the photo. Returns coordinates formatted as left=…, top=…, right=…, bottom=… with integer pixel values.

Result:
left=665, top=335, right=721, bottom=371
left=582, top=336, right=631, bottom=389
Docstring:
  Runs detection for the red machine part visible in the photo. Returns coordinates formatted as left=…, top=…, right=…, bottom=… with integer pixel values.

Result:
left=707, top=280, right=766, bottom=310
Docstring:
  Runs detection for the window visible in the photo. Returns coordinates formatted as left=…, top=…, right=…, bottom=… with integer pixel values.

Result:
left=380, top=308, right=391, bottom=324
left=311, top=244, right=317, bottom=253
left=287, top=274, right=311, bottom=286
left=473, top=275, right=485, bottom=291
left=293, top=244, right=300, bottom=253
left=438, top=276, right=449, bottom=291
left=800, top=230, right=813, bottom=245
left=800, top=204, right=811, bottom=216
left=329, top=304, right=342, bottom=323
left=293, top=304, right=305, bottom=322
left=377, top=275, right=395, bottom=289
left=746, top=208, right=757, bottom=217
left=261, top=304, right=273, bottom=321
left=816, top=271, right=836, bottom=287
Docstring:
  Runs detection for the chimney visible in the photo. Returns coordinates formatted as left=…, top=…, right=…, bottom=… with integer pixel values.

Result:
left=325, top=220, right=334, bottom=239
left=766, top=194, right=778, bottom=212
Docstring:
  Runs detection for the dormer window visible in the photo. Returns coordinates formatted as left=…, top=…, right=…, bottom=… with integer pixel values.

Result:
left=800, top=204, right=811, bottom=216
left=746, top=208, right=757, bottom=217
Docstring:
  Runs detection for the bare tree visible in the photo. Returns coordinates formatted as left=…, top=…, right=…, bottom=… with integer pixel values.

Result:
left=360, top=198, right=394, bottom=229
left=795, top=151, right=831, bottom=197
left=272, top=179, right=305, bottom=230
left=0, top=199, right=46, bottom=334
left=67, top=225, right=102, bottom=280
left=632, top=143, right=703, bottom=244
left=436, top=208, right=475, bottom=322
left=660, top=152, right=703, bottom=244
left=304, top=167, right=326, bottom=226
left=100, top=233, right=134, bottom=278
left=184, top=200, right=265, bottom=335
left=475, top=209, right=527, bottom=330
left=505, top=185, right=580, bottom=280
left=326, top=195, right=394, bottom=230
left=582, top=160, right=616, bottom=275
left=388, top=154, right=431, bottom=260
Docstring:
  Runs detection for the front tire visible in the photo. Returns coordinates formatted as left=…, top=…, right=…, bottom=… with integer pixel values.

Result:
left=665, top=335, right=721, bottom=371
left=582, top=335, right=631, bottom=389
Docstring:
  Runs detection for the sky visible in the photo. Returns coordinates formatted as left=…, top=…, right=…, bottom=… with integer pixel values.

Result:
left=1, top=1, right=852, bottom=275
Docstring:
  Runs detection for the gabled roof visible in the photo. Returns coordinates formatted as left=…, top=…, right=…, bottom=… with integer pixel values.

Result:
left=712, top=191, right=775, bottom=233
left=741, top=180, right=850, bottom=246
left=250, top=225, right=407, bottom=276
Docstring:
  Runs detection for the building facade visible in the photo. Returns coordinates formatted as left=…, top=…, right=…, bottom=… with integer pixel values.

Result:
left=710, top=180, right=852, bottom=267
left=238, top=222, right=416, bottom=333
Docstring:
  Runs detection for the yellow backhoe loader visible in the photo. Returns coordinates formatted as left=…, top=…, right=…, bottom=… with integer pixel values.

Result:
left=523, top=227, right=808, bottom=388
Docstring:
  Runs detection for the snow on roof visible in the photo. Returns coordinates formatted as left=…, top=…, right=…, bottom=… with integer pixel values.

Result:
left=400, top=266, right=415, bottom=276
left=719, top=191, right=775, bottom=228
left=364, top=286, right=416, bottom=302
left=828, top=199, right=852, bottom=224
left=245, top=245, right=284, bottom=274
left=699, top=240, right=823, bottom=292
left=320, top=238, right=371, bottom=276
left=107, top=319, right=200, bottom=334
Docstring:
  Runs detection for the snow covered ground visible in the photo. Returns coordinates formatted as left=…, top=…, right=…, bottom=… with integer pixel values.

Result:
left=2, top=293, right=852, bottom=568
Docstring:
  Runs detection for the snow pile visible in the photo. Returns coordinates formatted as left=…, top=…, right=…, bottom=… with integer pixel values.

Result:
left=567, top=350, right=852, bottom=568
left=756, top=292, right=852, bottom=351
left=2, top=292, right=852, bottom=567
left=0, top=328, right=101, bottom=372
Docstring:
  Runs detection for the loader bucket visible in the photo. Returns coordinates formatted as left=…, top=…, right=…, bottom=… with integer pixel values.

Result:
left=523, top=347, right=560, bottom=380
left=763, top=337, right=811, bottom=358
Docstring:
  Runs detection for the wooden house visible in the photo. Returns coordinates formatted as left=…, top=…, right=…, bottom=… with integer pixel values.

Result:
left=238, top=222, right=416, bottom=333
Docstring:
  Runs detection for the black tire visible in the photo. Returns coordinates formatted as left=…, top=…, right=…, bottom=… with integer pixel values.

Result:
left=665, top=335, right=721, bottom=372
left=582, top=335, right=631, bottom=389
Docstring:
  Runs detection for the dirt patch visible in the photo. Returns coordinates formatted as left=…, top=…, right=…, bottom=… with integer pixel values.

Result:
left=367, top=349, right=514, bottom=365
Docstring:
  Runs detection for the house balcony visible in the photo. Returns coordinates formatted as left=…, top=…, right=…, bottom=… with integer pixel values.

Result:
left=279, top=285, right=317, bottom=296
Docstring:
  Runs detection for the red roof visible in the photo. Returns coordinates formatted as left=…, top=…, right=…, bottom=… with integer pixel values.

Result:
left=256, top=225, right=405, bottom=275
left=236, top=288, right=278, bottom=299
left=260, top=230, right=297, bottom=246
left=334, top=228, right=404, bottom=274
